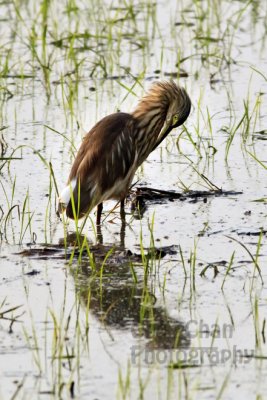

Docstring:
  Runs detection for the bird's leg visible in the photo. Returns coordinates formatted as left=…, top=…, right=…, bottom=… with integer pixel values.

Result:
left=120, top=199, right=126, bottom=248
left=120, top=199, right=125, bottom=220
left=96, top=223, right=103, bottom=244
left=96, top=203, right=103, bottom=226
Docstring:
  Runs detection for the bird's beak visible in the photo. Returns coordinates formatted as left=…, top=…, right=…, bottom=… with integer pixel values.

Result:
left=57, top=200, right=66, bottom=217
left=152, top=120, right=172, bottom=152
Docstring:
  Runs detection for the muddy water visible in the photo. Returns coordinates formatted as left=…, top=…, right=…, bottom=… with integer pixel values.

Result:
left=1, top=0, right=267, bottom=399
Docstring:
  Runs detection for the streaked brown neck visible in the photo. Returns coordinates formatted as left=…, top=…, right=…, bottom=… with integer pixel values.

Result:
left=131, top=85, right=171, bottom=161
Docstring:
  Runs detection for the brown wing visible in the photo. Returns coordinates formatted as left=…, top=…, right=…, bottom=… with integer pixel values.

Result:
left=66, top=112, right=136, bottom=219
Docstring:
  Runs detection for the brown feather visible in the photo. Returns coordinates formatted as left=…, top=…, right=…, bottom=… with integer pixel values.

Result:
left=66, top=112, right=136, bottom=219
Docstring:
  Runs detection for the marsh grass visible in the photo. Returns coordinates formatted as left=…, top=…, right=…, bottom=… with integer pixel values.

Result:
left=221, top=251, right=235, bottom=290
left=225, top=235, right=263, bottom=285
left=0, top=299, right=23, bottom=326
left=224, top=90, right=262, bottom=161
left=117, top=361, right=131, bottom=400
left=21, top=279, right=90, bottom=399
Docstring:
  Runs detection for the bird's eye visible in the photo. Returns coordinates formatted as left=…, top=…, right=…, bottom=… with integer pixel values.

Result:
left=172, top=114, right=179, bottom=126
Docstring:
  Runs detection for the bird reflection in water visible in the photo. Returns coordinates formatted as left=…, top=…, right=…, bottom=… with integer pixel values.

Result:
left=95, top=200, right=127, bottom=247
left=72, top=247, right=190, bottom=350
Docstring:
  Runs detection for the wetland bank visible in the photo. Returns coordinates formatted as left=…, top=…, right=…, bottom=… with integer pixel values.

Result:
left=1, top=0, right=267, bottom=399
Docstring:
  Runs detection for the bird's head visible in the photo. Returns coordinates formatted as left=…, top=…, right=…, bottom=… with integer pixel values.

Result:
left=165, top=85, right=191, bottom=127
left=132, top=80, right=191, bottom=151
left=154, top=82, right=191, bottom=149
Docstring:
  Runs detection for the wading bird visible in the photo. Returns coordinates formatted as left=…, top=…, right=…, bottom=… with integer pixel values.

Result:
left=58, top=81, right=191, bottom=225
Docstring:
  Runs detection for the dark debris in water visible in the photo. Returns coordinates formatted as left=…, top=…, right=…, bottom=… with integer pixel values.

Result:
left=252, top=130, right=267, bottom=140
left=175, top=21, right=195, bottom=27
left=164, top=70, right=189, bottom=78
left=207, top=228, right=267, bottom=238
left=234, top=229, right=267, bottom=236
left=169, top=362, right=200, bottom=369
left=15, top=241, right=178, bottom=264
left=24, top=269, right=41, bottom=276
left=129, top=186, right=242, bottom=210
left=17, top=246, right=64, bottom=260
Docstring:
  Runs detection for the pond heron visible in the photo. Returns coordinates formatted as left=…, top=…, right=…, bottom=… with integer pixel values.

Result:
left=58, top=81, right=191, bottom=224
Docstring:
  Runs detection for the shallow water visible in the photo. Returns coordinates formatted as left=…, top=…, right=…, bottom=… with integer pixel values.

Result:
left=1, top=0, right=267, bottom=399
